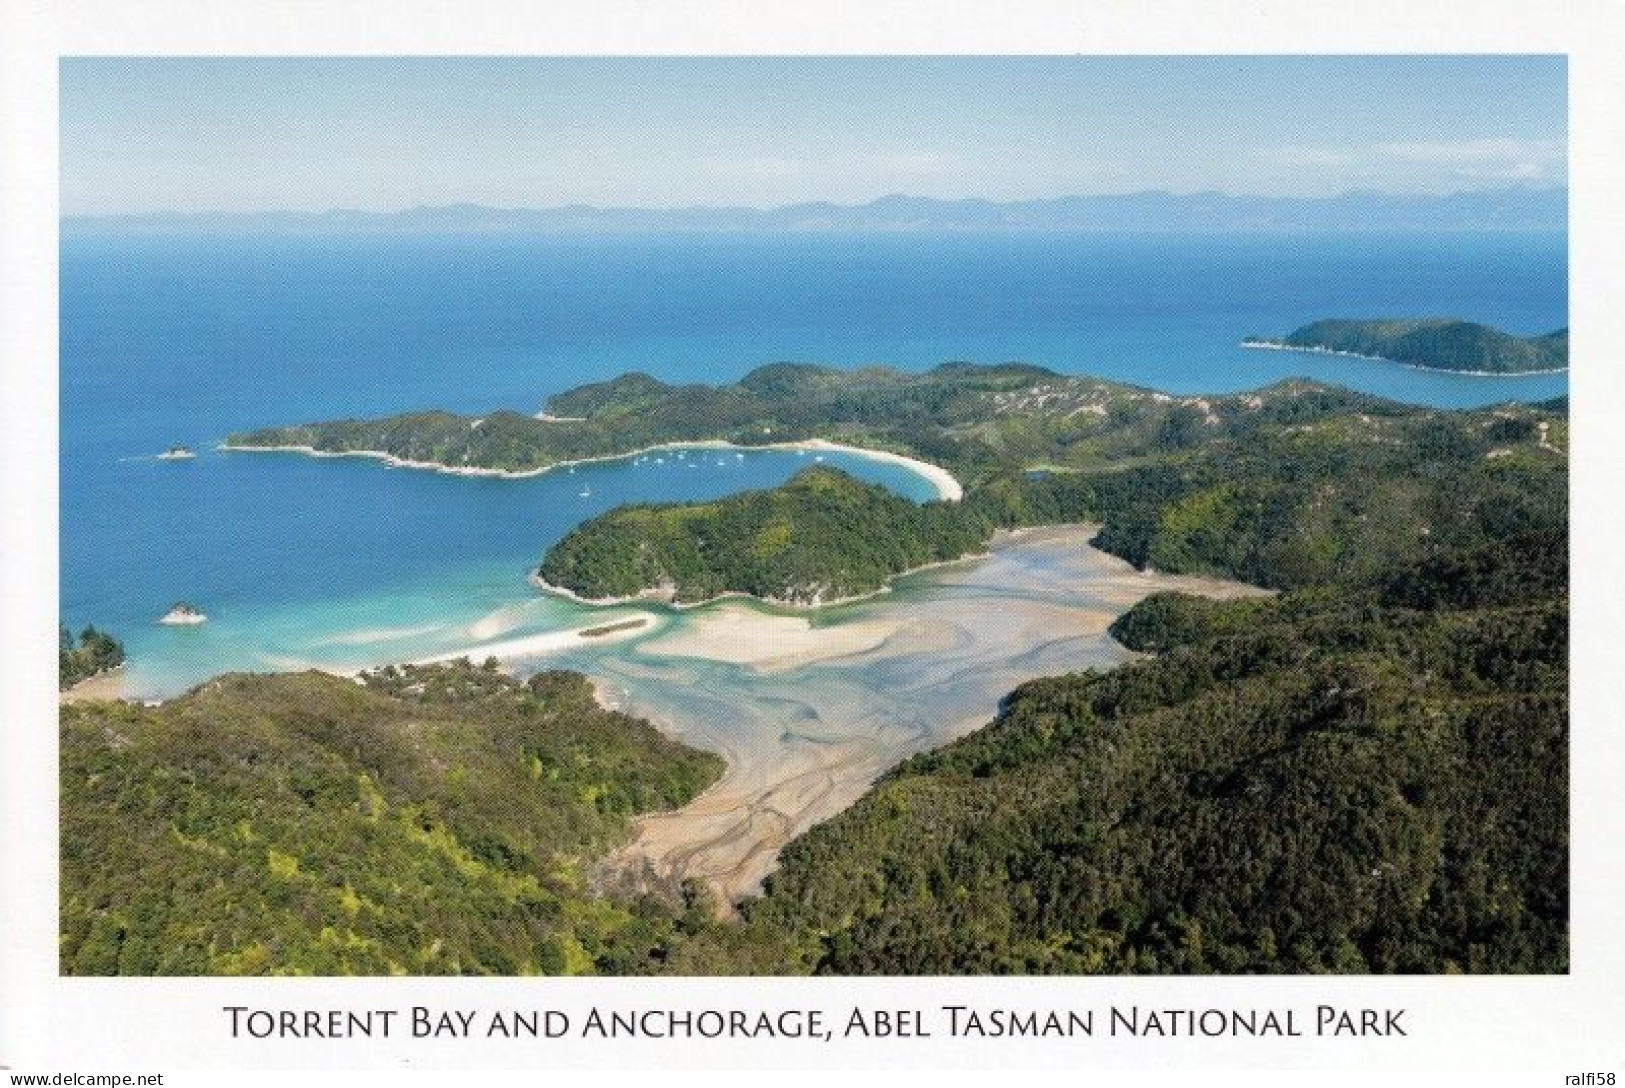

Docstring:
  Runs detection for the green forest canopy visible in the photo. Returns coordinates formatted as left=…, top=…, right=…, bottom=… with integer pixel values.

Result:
left=61, top=662, right=721, bottom=975
left=1249, top=318, right=1568, bottom=375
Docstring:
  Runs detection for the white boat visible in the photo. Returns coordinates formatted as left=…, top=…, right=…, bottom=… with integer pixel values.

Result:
left=579, top=487, right=591, bottom=498
left=156, top=446, right=196, bottom=461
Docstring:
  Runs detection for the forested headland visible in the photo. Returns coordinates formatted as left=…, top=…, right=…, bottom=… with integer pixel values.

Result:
left=537, top=466, right=989, bottom=606
left=1244, top=318, right=1568, bottom=374
left=61, top=662, right=722, bottom=975
left=537, top=368, right=1566, bottom=605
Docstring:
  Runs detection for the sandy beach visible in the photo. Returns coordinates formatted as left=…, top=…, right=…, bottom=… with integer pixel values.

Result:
left=221, top=435, right=965, bottom=501
left=59, top=665, right=128, bottom=704
left=259, top=611, right=664, bottom=681
left=589, top=524, right=1271, bottom=911
left=788, top=438, right=963, bottom=501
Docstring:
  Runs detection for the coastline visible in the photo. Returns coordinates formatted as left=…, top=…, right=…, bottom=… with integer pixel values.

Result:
left=593, top=523, right=1274, bottom=909
left=529, top=548, right=991, bottom=613
left=59, top=664, right=128, bottom=704
left=219, top=435, right=965, bottom=501
left=1238, top=339, right=1569, bottom=378
left=399, top=611, right=660, bottom=668
left=241, top=612, right=666, bottom=688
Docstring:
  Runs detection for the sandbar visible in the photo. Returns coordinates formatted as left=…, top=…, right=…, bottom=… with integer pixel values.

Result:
left=409, top=612, right=658, bottom=666
left=639, top=604, right=909, bottom=672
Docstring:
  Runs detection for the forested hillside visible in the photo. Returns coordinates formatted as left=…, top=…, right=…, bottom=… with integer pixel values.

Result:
left=61, top=662, right=722, bottom=975
left=226, top=362, right=1406, bottom=481
left=1246, top=318, right=1568, bottom=374
left=665, top=531, right=1567, bottom=974
left=539, top=380, right=1566, bottom=604
left=537, top=466, right=989, bottom=606
left=60, top=625, right=124, bottom=690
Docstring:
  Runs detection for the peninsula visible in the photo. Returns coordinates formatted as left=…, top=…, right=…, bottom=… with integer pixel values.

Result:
left=1242, top=318, right=1568, bottom=375
left=224, top=360, right=1252, bottom=485
left=513, top=364, right=1569, bottom=604
left=225, top=362, right=990, bottom=481
left=537, top=466, right=986, bottom=607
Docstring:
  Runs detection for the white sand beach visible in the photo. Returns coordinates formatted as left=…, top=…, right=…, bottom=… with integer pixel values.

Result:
left=787, top=438, right=963, bottom=501
left=59, top=665, right=128, bottom=704
left=221, top=436, right=965, bottom=501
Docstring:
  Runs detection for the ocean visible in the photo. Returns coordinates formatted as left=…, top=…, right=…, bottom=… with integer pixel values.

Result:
left=60, top=229, right=1568, bottom=695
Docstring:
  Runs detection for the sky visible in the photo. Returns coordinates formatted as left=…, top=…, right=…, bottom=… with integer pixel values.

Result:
left=60, top=56, right=1567, bottom=215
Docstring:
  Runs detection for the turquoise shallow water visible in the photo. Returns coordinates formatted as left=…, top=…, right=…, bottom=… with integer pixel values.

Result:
left=60, top=230, right=1566, bottom=696
left=71, top=445, right=936, bottom=696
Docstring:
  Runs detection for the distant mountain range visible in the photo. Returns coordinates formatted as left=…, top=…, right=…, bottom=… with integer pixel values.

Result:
left=65, top=188, right=1567, bottom=235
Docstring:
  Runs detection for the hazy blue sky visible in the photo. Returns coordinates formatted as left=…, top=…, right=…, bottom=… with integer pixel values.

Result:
left=61, top=56, right=1567, bottom=214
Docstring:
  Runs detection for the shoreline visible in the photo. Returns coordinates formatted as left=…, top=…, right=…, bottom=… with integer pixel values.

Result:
left=529, top=547, right=992, bottom=613
left=399, top=612, right=660, bottom=668
left=59, top=663, right=128, bottom=704
left=1238, top=339, right=1569, bottom=378
left=219, top=435, right=964, bottom=501
left=592, top=523, right=1274, bottom=909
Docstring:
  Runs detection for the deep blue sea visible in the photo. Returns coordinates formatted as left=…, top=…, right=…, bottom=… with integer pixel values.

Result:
left=61, top=230, right=1567, bottom=695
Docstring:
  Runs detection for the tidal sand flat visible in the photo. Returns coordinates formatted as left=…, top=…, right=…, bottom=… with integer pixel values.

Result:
left=636, top=604, right=910, bottom=672
left=569, top=525, right=1270, bottom=909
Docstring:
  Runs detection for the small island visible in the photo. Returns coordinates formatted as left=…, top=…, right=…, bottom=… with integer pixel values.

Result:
left=158, top=601, right=207, bottom=626
left=1242, top=318, right=1568, bottom=375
